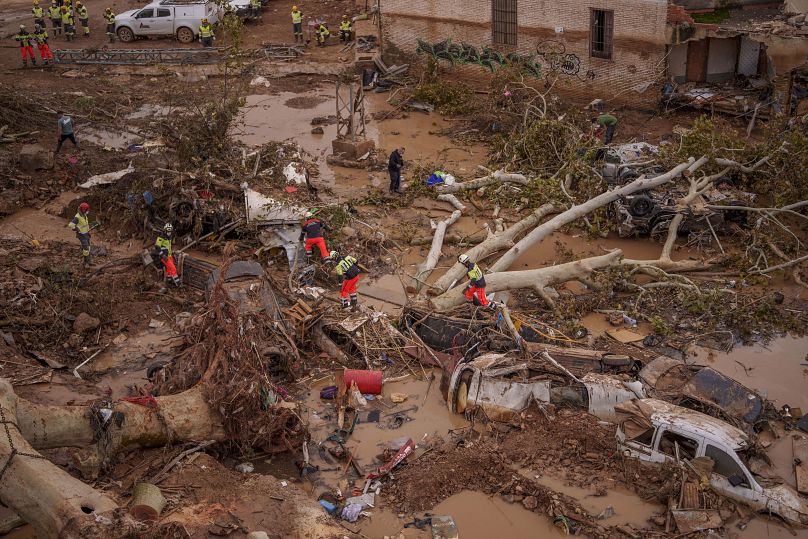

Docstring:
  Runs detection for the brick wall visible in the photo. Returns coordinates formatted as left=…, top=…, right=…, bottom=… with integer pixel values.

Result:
left=381, top=0, right=669, bottom=105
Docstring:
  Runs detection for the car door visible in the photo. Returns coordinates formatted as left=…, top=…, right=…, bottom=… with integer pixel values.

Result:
left=702, top=443, right=771, bottom=512
left=150, top=8, right=173, bottom=35
left=134, top=8, right=157, bottom=35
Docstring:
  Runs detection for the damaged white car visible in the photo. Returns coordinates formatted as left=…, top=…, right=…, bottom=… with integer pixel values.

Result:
left=446, top=352, right=645, bottom=422
left=616, top=399, right=808, bottom=527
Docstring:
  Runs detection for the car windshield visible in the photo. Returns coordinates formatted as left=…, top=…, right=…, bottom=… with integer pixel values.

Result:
left=136, top=8, right=154, bottom=18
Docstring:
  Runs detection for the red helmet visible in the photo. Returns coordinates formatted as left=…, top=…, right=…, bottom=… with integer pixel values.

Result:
left=79, top=202, right=90, bottom=213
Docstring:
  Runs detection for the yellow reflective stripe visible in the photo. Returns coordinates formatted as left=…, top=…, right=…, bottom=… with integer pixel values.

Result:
left=71, top=213, right=90, bottom=233
left=467, top=264, right=483, bottom=281
left=291, top=11, right=302, bottom=22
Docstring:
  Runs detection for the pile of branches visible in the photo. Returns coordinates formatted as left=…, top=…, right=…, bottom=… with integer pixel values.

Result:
left=156, top=261, right=305, bottom=453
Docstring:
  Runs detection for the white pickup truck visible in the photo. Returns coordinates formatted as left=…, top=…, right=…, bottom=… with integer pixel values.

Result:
left=115, top=0, right=220, bottom=44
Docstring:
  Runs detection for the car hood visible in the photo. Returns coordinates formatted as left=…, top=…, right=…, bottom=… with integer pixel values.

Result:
left=115, top=9, right=138, bottom=20
left=765, top=484, right=808, bottom=525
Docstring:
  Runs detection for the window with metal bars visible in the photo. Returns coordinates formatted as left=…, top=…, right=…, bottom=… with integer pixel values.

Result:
left=492, top=0, right=517, bottom=46
left=590, top=9, right=613, bottom=59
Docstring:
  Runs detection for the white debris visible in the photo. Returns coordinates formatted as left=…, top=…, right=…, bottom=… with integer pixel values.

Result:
left=79, top=164, right=135, bottom=188
left=283, top=162, right=308, bottom=185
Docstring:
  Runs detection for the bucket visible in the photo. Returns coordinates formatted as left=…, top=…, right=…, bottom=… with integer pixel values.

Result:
left=343, top=369, right=382, bottom=395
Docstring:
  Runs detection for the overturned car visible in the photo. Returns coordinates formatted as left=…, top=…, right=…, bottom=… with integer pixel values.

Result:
left=616, top=399, right=808, bottom=527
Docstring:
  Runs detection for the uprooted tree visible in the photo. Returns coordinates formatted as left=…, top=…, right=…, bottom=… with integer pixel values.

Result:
left=0, top=263, right=309, bottom=538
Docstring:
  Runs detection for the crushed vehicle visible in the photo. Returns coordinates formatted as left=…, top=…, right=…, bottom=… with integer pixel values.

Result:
left=115, top=0, right=220, bottom=43
left=638, top=356, right=774, bottom=433
left=611, top=187, right=751, bottom=240
left=616, top=399, right=808, bottom=527
left=446, top=352, right=645, bottom=422
left=404, top=307, right=644, bottom=374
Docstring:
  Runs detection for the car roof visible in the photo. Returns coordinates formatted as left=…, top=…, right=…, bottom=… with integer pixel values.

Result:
left=640, top=398, right=750, bottom=450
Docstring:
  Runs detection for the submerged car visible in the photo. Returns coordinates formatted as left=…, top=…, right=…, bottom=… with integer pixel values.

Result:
left=446, top=352, right=645, bottom=422
left=638, top=356, right=770, bottom=431
left=616, top=399, right=808, bottom=527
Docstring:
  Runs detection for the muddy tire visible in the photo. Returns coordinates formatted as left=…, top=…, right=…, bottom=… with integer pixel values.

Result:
left=602, top=354, right=633, bottom=368
left=176, top=27, right=195, bottom=44
left=455, top=371, right=473, bottom=414
left=628, top=195, right=654, bottom=218
left=571, top=327, right=588, bottom=340
left=117, top=26, right=135, bottom=43
left=146, top=360, right=169, bottom=381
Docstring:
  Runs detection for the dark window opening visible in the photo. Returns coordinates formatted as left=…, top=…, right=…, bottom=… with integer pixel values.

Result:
left=492, top=0, right=517, bottom=47
left=634, top=427, right=656, bottom=447
left=590, top=9, right=613, bottom=59
left=659, top=430, right=698, bottom=460
left=705, top=445, right=749, bottom=487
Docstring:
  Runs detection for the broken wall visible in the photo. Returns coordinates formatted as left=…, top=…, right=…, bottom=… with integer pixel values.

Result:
left=381, top=0, right=669, bottom=105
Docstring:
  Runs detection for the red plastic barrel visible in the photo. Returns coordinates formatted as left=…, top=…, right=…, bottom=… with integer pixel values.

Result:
left=343, top=369, right=383, bottom=395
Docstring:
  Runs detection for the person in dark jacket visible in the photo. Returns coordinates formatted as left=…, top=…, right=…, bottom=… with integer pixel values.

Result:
left=387, top=147, right=405, bottom=194
left=299, top=210, right=331, bottom=262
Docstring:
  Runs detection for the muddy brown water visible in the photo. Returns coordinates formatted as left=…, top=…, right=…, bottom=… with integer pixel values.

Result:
left=236, top=89, right=487, bottom=198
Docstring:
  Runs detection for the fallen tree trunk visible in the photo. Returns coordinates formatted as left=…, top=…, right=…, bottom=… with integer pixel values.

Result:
left=18, top=385, right=226, bottom=453
left=415, top=209, right=462, bottom=287
left=436, top=169, right=529, bottom=194
left=489, top=159, right=699, bottom=273
left=0, top=379, right=137, bottom=539
left=431, top=251, right=622, bottom=310
left=430, top=203, right=558, bottom=294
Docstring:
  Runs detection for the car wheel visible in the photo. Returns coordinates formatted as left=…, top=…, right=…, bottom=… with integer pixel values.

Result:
left=117, top=26, right=134, bottom=43
left=146, top=360, right=169, bottom=381
left=176, top=27, right=195, bottom=43
left=628, top=195, right=654, bottom=218
left=455, top=371, right=473, bottom=414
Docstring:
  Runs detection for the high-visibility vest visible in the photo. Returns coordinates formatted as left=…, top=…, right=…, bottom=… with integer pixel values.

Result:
left=250, top=0, right=260, bottom=7
left=33, top=29, right=48, bottom=43
left=335, top=255, right=359, bottom=278
left=15, top=31, right=33, bottom=47
left=48, top=6, right=60, bottom=18
left=340, top=20, right=351, bottom=31
left=69, top=212, right=90, bottom=234
left=466, top=264, right=485, bottom=285
left=317, top=24, right=329, bottom=36
left=104, top=10, right=114, bottom=23
left=77, top=6, right=87, bottom=18
left=199, top=23, right=213, bottom=37
left=291, top=10, right=302, bottom=23
left=155, top=235, right=172, bottom=256
left=33, top=6, right=44, bottom=18
left=61, top=11, right=73, bottom=24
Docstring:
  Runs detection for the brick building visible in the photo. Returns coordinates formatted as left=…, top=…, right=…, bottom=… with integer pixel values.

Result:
left=379, top=0, right=671, bottom=105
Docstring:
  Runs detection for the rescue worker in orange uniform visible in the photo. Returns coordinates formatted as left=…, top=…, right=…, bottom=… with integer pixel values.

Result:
left=333, top=251, right=360, bottom=310
left=155, top=223, right=180, bottom=286
left=299, top=210, right=332, bottom=262
left=458, top=254, right=490, bottom=307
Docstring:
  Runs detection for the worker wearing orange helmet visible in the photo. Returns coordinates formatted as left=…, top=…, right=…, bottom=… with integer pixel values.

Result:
left=67, top=202, right=93, bottom=267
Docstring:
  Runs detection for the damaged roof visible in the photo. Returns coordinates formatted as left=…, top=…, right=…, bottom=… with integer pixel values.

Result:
left=633, top=398, right=750, bottom=450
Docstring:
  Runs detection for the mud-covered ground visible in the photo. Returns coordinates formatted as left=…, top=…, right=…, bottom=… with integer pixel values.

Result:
left=1, top=0, right=807, bottom=537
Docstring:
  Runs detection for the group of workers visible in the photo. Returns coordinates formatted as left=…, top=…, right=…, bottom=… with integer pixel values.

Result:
left=15, top=0, right=101, bottom=67
left=291, top=6, right=353, bottom=46
left=67, top=203, right=494, bottom=310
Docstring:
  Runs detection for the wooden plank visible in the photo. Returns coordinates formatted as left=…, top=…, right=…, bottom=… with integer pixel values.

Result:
left=794, top=435, right=808, bottom=495
left=680, top=481, right=700, bottom=509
